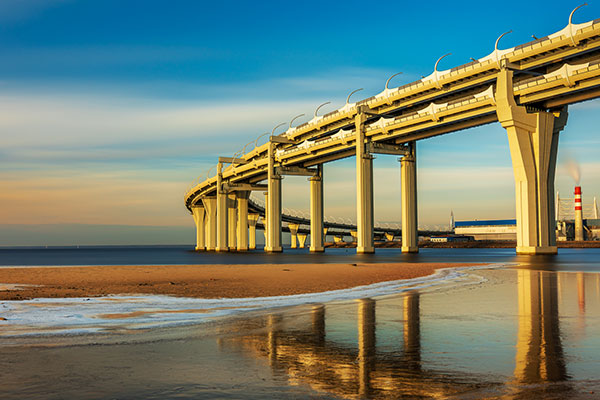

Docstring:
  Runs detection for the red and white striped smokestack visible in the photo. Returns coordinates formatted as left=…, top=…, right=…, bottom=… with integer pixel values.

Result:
left=575, top=186, right=584, bottom=241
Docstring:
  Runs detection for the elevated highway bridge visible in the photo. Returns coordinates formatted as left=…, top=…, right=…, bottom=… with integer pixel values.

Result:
left=185, top=7, right=600, bottom=255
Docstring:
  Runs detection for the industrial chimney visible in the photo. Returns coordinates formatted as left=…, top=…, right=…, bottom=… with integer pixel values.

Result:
left=575, top=186, right=584, bottom=241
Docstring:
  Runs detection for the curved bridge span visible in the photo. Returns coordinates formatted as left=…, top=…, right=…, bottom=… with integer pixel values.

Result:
left=245, top=197, right=449, bottom=248
left=185, top=8, right=600, bottom=254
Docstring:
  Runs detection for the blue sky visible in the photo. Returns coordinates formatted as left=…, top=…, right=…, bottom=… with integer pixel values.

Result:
left=1, top=0, right=599, bottom=245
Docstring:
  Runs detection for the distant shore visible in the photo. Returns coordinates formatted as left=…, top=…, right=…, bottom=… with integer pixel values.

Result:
left=325, top=240, right=600, bottom=249
left=0, top=262, right=479, bottom=301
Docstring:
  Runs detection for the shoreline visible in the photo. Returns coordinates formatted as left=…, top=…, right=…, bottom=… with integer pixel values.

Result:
left=0, top=262, right=480, bottom=301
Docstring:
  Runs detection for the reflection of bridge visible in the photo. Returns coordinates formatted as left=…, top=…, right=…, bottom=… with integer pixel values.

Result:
left=219, top=270, right=579, bottom=398
left=185, top=7, right=600, bottom=254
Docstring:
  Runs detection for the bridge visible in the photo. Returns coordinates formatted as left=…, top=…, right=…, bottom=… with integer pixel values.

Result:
left=185, top=6, right=600, bottom=255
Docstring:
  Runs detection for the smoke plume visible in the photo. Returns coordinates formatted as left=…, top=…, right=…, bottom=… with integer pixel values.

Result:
left=564, top=157, right=581, bottom=184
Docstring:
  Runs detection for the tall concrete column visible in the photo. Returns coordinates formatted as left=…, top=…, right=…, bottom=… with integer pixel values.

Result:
left=236, top=191, right=250, bottom=251
left=263, top=191, right=269, bottom=248
left=216, top=165, right=228, bottom=252
left=201, top=196, right=217, bottom=251
left=266, top=143, right=282, bottom=252
left=288, top=223, right=299, bottom=248
left=227, top=193, right=237, bottom=250
left=401, top=142, right=418, bottom=253
left=191, top=205, right=205, bottom=251
left=496, top=69, right=568, bottom=255
left=310, top=165, right=324, bottom=252
left=248, top=213, right=259, bottom=250
left=355, top=109, right=375, bottom=254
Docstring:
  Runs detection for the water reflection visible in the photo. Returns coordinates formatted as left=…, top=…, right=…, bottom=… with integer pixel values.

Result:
left=514, top=271, right=567, bottom=387
left=220, top=270, right=599, bottom=399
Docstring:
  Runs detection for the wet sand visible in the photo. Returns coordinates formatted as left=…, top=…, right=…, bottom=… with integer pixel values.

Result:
left=0, top=263, right=477, bottom=300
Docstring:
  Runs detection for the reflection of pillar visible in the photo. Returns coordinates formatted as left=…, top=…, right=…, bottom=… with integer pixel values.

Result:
left=311, top=305, right=325, bottom=346
left=236, top=191, right=250, bottom=251
left=267, top=314, right=281, bottom=367
left=401, top=142, right=418, bottom=253
left=310, top=165, right=324, bottom=252
left=355, top=109, right=374, bottom=254
left=496, top=69, right=568, bottom=255
left=357, top=298, right=375, bottom=398
left=191, top=206, right=205, bottom=251
left=202, top=197, right=217, bottom=251
left=514, top=270, right=566, bottom=384
left=577, top=272, right=585, bottom=314
left=288, top=223, right=299, bottom=249
left=403, top=291, right=421, bottom=370
left=227, top=193, right=237, bottom=250
left=248, top=213, right=259, bottom=250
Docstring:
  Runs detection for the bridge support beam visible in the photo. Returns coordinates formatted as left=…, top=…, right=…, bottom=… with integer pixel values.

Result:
left=266, top=144, right=283, bottom=252
left=216, top=165, right=228, bottom=252
left=355, top=109, right=375, bottom=254
left=288, top=223, right=299, bottom=248
left=298, top=233, right=308, bottom=249
left=227, top=193, right=237, bottom=250
left=191, top=205, right=205, bottom=251
left=236, top=191, right=250, bottom=251
left=248, top=213, right=259, bottom=250
left=310, top=165, right=324, bottom=252
left=401, top=142, right=418, bottom=253
left=201, top=196, right=217, bottom=251
left=496, top=69, right=568, bottom=255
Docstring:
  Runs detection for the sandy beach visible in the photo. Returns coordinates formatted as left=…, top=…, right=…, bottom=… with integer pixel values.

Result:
left=0, top=262, right=478, bottom=300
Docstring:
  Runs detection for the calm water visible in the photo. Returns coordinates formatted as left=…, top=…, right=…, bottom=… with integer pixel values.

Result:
left=1, top=246, right=600, bottom=271
left=2, top=249, right=600, bottom=398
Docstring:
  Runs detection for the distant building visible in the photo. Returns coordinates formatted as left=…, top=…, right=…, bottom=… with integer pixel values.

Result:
left=430, top=235, right=472, bottom=243
left=454, top=219, right=516, bottom=241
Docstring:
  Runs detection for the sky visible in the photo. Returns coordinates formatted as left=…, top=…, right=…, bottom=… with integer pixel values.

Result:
left=1, top=0, right=599, bottom=245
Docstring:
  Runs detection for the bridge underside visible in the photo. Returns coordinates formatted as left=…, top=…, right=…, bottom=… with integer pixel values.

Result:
left=185, top=15, right=600, bottom=255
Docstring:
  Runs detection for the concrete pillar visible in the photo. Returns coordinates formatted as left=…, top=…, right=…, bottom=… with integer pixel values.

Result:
left=201, top=197, right=217, bottom=251
left=288, top=223, right=299, bottom=248
left=248, top=213, right=259, bottom=250
left=297, top=233, right=308, bottom=248
left=191, top=205, right=206, bottom=250
left=355, top=109, right=375, bottom=254
left=496, top=69, right=568, bottom=255
left=357, top=298, right=375, bottom=398
left=401, top=142, right=418, bottom=253
left=266, top=143, right=282, bottom=252
left=310, top=165, right=324, bottom=252
left=227, top=193, right=237, bottom=250
left=216, top=175, right=228, bottom=252
left=263, top=192, right=269, bottom=247
left=236, top=191, right=250, bottom=251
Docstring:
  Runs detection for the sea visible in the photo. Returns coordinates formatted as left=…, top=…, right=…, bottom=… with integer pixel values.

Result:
left=1, top=246, right=600, bottom=399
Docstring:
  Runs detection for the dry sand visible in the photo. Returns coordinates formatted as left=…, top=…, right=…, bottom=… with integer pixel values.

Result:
left=0, top=263, right=479, bottom=301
